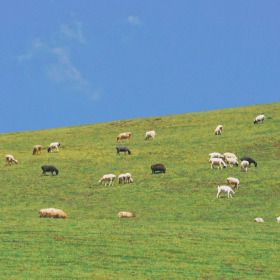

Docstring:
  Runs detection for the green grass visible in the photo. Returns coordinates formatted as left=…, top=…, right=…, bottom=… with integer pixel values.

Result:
left=0, top=102, right=280, bottom=279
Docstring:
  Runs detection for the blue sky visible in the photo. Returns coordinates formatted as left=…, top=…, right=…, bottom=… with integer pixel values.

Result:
left=1, top=1, right=279, bottom=133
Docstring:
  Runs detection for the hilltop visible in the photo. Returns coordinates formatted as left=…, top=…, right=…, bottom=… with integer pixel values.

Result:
left=0, top=102, right=280, bottom=279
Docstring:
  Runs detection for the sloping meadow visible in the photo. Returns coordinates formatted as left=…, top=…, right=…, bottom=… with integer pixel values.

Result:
left=0, top=102, right=279, bottom=279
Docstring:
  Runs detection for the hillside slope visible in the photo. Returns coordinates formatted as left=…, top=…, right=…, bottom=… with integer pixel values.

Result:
left=0, top=102, right=280, bottom=279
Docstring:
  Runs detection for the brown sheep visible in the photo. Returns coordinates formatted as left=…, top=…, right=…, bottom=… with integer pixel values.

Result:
left=39, top=208, right=67, bottom=219
left=117, top=212, right=135, bottom=218
left=33, top=145, right=42, bottom=155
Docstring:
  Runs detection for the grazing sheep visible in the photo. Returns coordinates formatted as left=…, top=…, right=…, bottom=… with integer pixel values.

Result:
left=118, top=174, right=126, bottom=184
left=227, top=177, right=240, bottom=189
left=224, top=157, right=239, bottom=167
left=209, top=152, right=224, bottom=159
left=145, top=130, right=156, bottom=140
left=41, top=165, right=59, bottom=176
left=39, top=208, right=67, bottom=219
left=241, top=160, right=249, bottom=172
left=48, top=142, right=60, bottom=153
left=254, top=218, right=264, bottom=222
left=125, top=173, right=133, bottom=183
left=214, top=125, right=223, bottom=135
left=6, top=155, right=18, bottom=165
left=276, top=217, right=280, bottom=223
left=217, top=186, right=235, bottom=198
left=151, top=164, right=166, bottom=174
left=209, top=158, right=227, bottom=169
left=116, top=132, right=131, bottom=143
left=116, top=146, right=131, bottom=155
left=117, top=212, right=135, bottom=218
left=241, top=157, right=257, bottom=167
left=223, top=153, right=238, bottom=160
left=33, top=145, right=42, bottom=155
left=254, top=114, right=265, bottom=124
left=99, top=174, right=116, bottom=186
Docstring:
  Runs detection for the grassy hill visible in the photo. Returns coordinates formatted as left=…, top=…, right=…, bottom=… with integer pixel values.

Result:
left=0, top=102, right=280, bottom=279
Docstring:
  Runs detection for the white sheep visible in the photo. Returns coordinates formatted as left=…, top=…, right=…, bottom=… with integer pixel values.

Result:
left=125, top=173, right=133, bottom=183
left=6, top=155, right=18, bottom=165
left=209, top=158, right=227, bottom=169
left=217, top=186, right=235, bottom=198
left=224, top=157, right=239, bottom=167
left=241, top=160, right=249, bottom=172
left=254, top=114, right=265, bottom=124
left=48, top=142, right=60, bottom=153
left=145, top=130, right=156, bottom=140
left=223, top=153, right=238, bottom=160
left=276, top=217, right=280, bottom=223
left=118, top=173, right=133, bottom=184
left=214, top=125, right=223, bottom=135
left=99, top=174, right=116, bottom=186
left=227, top=177, right=240, bottom=189
left=254, top=218, right=264, bottom=222
left=117, top=212, right=135, bottom=218
left=209, top=152, right=224, bottom=159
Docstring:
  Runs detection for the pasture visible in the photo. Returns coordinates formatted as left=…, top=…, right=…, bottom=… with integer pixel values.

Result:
left=0, top=102, right=279, bottom=279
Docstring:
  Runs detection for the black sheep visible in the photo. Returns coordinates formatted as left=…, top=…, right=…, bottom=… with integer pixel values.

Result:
left=151, top=164, right=166, bottom=174
left=41, top=165, right=59, bottom=175
left=241, top=157, right=257, bottom=167
left=116, top=146, right=131, bottom=155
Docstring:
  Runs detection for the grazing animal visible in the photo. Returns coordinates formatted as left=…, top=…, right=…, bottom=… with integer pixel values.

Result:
left=151, top=164, right=166, bottom=173
left=145, top=130, right=156, bottom=140
left=224, top=157, right=239, bottom=167
left=48, top=142, right=60, bottom=153
left=276, top=217, right=280, bottom=223
left=254, top=218, right=264, bottom=222
left=254, top=114, right=265, bottom=124
left=223, top=153, right=238, bottom=160
left=217, top=186, right=235, bottom=198
left=125, top=173, right=133, bottom=183
left=41, top=165, right=59, bottom=176
left=116, top=146, right=131, bottom=155
left=209, top=152, right=224, bottom=159
left=39, top=208, right=67, bottom=219
left=214, top=125, right=223, bottom=135
left=118, top=173, right=133, bottom=184
left=241, top=157, right=257, bottom=167
left=241, top=160, right=249, bottom=172
left=117, top=212, right=135, bottom=218
left=227, top=177, right=240, bottom=189
left=99, top=174, right=116, bottom=186
left=209, top=158, right=227, bottom=169
left=116, top=132, right=131, bottom=143
left=6, top=155, right=18, bottom=165
left=33, top=145, right=42, bottom=155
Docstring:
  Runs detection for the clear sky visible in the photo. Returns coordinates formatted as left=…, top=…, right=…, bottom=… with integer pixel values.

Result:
left=1, top=1, right=279, bottom=133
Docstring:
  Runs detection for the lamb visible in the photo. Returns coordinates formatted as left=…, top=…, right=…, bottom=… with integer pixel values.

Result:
left=6, top=155, right=18, bottom=165
left=223, top=153, right=238, bottom=160
left=99, top=174, right=116, bottom=186
left=241, top=160, right=249, bottom=172
left=151, top=164, right=166, bottom=173
left=125, top=173, right=133, bottom=183
left=276, top=217, right=280, bottom=223
left=116, top=146, right=131, bottom=155
left=214, top=125, right=223, bottom=135
left=209, top=152, right=224, bottom=159
left=145, top=130, right=156, bottom=140
left=217, top=186, right=235, bottom=198
left=39, top=208, right=67, bottom=219
left=48, top=142, right=60, bottom=153
left=41, top=165, right=59, bottom=176
left=241, top=157, right=257, bottom=167
left=254, top=218, right=264, bottom=222
left=117, top=212, right=135, bottom=218
left=209, top=158, right=227, bottom=169
left=254, top=114, right=265, bottom=124
left=33, top=145, right=42, bottom=155
left=224, top=157, right=238, bottom=167
left=226, top=177, right=240, bottom=189
left=118, top=173, right=134, bottom=184
left=116, top=132, right=131, bottom=143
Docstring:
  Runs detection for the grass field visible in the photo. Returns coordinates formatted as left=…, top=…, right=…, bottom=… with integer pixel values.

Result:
left=0, top=102, right=280, bottom=279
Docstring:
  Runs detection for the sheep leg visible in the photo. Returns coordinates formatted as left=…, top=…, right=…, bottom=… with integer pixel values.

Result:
left=128, top=137, right=130, bottom=142
left=217, top=191, right=220, bottom=198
